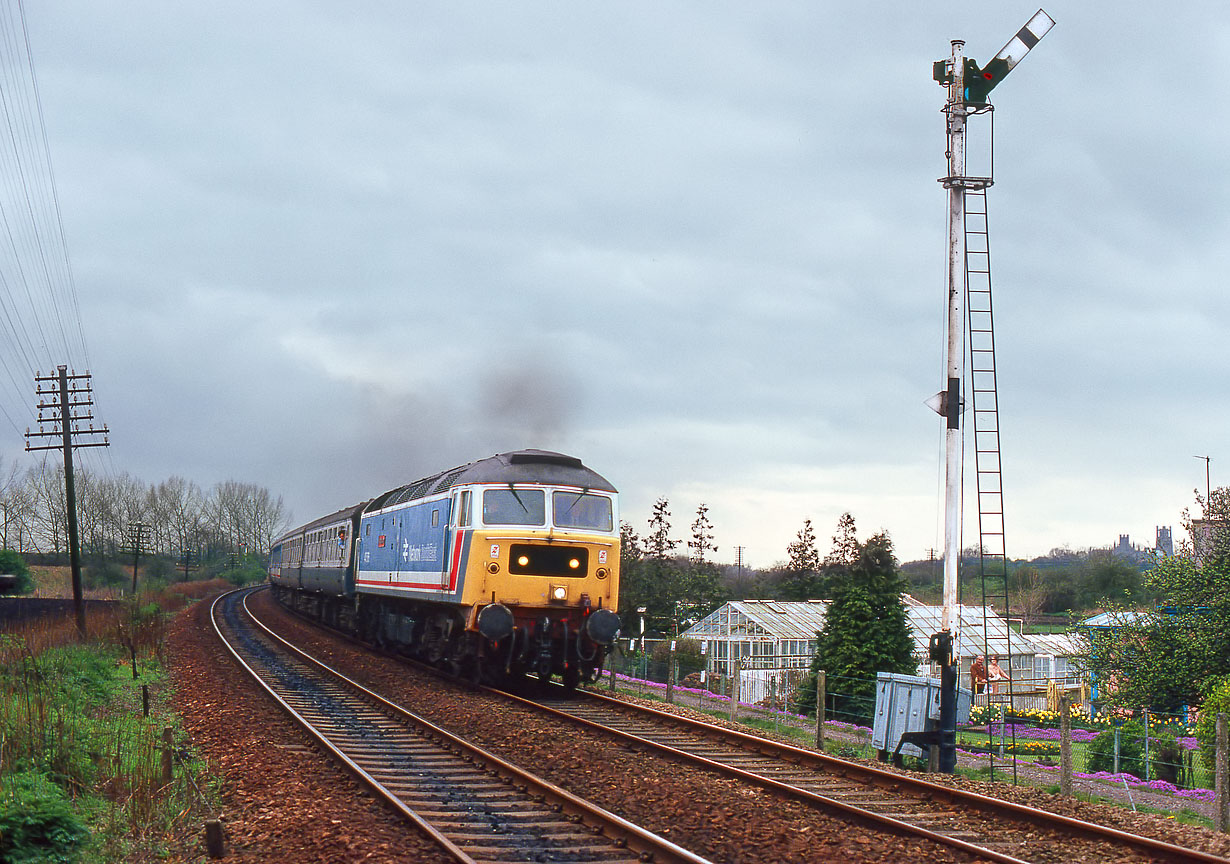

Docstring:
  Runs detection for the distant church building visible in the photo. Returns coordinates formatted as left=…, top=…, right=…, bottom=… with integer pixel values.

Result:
left=1155, top=526, right=1173, bottom=557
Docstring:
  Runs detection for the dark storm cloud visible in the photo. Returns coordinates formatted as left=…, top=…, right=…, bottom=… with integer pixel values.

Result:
left=6, top=1, right=1225, bottom=565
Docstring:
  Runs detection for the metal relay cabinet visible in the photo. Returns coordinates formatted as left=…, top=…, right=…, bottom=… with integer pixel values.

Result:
left=871, top=672, right=972, bottom=759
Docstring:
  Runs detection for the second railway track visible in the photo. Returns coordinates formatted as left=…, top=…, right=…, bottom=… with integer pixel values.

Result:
left=509, top=688, right=1229, bottom=864
left=212, top=586, right=711, bottom=864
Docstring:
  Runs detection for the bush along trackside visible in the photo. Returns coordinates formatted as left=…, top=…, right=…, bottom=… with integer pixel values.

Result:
left=0, top=580, right=233, bottom=862
left=1083, top=720, right=1181, bottom=785
left=0, top=548, right=35, bottom=595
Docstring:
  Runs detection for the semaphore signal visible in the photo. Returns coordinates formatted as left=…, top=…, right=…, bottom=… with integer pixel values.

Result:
left=927, top=9, right=1054, bottom=775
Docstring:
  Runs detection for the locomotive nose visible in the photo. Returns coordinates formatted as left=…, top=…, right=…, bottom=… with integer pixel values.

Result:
left=583, top=608, right=621, bottom=646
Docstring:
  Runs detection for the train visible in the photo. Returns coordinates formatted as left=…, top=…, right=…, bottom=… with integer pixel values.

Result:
left=267, top=449, right=623, bottom=688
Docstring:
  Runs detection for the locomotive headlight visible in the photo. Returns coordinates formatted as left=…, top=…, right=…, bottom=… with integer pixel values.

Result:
left=518, top=555, right=530, bottom=567
left=568, top=558, right=580, bottom=570
left=551, top=585, right=567, bottom=601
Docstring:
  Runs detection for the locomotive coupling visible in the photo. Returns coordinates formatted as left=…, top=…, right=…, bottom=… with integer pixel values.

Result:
left=582, top=608, right=621, bottom=646
left=477, top=603, right=515, bottom=641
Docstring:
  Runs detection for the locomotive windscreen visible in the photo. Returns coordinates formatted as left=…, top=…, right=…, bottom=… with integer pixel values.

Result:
left=482, top=489, right=546, bottom=525
left=552, top=492, right=613, bottom=531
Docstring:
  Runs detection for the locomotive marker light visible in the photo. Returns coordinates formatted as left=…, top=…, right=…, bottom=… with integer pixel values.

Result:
left=930, top=9, right=1053, bottom=774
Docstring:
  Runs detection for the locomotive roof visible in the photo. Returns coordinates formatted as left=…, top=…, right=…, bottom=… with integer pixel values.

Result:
left=367, top=449, right=617, bottom=512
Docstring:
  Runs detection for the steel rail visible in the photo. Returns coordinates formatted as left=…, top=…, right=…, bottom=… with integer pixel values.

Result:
left=524, top=686, right=1229, bottom=864
left=258, top=588, right=1228, bottom=863
left=214, top=586, right=711, bottom=864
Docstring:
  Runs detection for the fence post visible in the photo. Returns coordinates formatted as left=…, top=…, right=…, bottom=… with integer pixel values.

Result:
left=1059, top=694, right=1072, bottom=797
left=815, top=670, right=826, bottom=749
left=205, top=819, right=225, bottom=858
left=1143, top=708, right=1150, bottom=781
left=609, top=657, right=617, bottom=692
left=729, top=658, right=741, bottom=722
left=666, top=642, right=675, bottom=704
left=1217, top=713, right=1228, bottom=833
left=161, top=726, right=174, bottom=785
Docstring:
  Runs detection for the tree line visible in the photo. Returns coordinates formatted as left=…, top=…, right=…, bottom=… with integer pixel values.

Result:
left=0, top=456, right=288, bottom=578
left=1078, top=487, right=1230, bottom=715
left=618, top=498, right=728, bottom=636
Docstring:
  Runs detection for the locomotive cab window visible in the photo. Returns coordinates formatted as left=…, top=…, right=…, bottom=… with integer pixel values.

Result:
left=482, top=488, right=545, bottom=526
left=553, top=492, right=613, bottom=531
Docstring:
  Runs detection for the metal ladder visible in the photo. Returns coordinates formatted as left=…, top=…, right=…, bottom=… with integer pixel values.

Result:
left=964, top=183, right=1023, bottom=782
left=963, top=183, right=1007, bottom=591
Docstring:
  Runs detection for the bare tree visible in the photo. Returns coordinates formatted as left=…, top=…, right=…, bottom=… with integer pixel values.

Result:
left=152, top=476, right=206, bottom=558
left=25, top=459, right=67, bottom=554
left=206, top=480, right=288, bottom=557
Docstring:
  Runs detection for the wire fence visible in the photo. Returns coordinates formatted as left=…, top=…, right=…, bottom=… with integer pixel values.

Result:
left=600, top=648, right=1225, bottom=816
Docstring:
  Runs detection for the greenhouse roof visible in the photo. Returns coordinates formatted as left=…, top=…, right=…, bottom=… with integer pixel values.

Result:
left=684, top=596, right=1067, bottom=660
left=683, top=600, right=829, bottom=640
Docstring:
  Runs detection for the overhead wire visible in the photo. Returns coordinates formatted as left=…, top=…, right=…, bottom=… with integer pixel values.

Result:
left=0, top=0, right=100, bottom=467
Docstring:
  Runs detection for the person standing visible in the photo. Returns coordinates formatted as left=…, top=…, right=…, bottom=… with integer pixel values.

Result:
left=987, top=656, right=1008, bottom=694
left=970, top=655, right=987, bottom=694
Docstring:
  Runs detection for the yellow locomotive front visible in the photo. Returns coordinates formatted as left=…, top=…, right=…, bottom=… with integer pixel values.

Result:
left=454, top=483, right=622, bottom=686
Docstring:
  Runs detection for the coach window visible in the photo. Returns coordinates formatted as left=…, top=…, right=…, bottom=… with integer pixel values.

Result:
left=432, top=509, right=439, bottom=528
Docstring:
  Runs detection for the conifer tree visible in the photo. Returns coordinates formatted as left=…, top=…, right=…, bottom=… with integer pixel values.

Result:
left=782, top=518, right=821, bottom=600
left=793, top=516, right=916, bottom=722
left=680, top=503, right=724, bottom=632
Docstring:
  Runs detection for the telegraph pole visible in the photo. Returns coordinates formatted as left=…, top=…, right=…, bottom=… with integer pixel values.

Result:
left=928, top=10, right=1054, bottom=773
left=24, top=366, right=110, bottom=635
left=123, top=521, right=151, bottom=594
left=179, top=543, right=199, bottom=582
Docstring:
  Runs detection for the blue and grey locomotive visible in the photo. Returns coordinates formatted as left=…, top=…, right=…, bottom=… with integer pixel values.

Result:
left=268, top=450, right=622, bottom=687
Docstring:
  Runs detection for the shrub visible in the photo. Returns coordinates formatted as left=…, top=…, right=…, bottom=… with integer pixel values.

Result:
left=0, top=771, right=90, bottom=863
left=142, top=555, right=175, bottom=581
left=0, top=549, right=34, bottom=595
left=1195, top=675, right=1230, bottom=772
left=84, top=562, right=125, bottom=591
left=1086, top=719, right=1180, bottom=782
left=223, top=564, right=266, bottom=588
left=650, top=638, right=702, bottom=664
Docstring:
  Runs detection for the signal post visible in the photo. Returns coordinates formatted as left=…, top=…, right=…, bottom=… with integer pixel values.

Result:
left=928, top=10, right=1054, bottom=773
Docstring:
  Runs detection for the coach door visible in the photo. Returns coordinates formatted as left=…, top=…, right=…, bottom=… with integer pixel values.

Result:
left=434, top=498, right=454, bottom=590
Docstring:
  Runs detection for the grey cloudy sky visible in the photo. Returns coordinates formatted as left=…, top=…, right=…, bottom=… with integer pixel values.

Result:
left=2, top=2, right=1226, bottom=568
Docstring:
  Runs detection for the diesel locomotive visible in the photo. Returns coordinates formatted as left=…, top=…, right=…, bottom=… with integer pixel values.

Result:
left=268, top=449, right=622, bottom=687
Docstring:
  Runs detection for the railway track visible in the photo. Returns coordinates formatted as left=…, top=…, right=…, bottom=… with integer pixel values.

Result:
left=510, top=686, right=1229, bottom=864
left=252, top=587, right=1230, bottom=863
left=211, top=587, right=712, bottom=864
